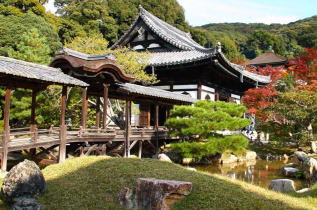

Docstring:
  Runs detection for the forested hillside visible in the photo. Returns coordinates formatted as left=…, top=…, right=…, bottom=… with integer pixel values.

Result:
left=1, top=0, right=316, bottom=62
left=197, top=15, right=317, bottom=60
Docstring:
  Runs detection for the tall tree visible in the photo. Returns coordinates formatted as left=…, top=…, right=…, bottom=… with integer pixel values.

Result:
left=165, top=100, right=250, bottom=159
left=0, top=0, right=48, bottom=16
left=0, top=13, right=61, bottom=57
left=8, top=28, right=51, bottom=65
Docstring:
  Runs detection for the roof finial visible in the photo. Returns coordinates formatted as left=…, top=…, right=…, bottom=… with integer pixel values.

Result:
left=138, top=5, right=143, bottom=11
left=217, top=42, right=221, bottom=53
left=267, top=45, right=274, bottom=53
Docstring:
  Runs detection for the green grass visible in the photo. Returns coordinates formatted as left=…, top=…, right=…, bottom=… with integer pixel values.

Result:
left=1, top=157, right=317, bottom=209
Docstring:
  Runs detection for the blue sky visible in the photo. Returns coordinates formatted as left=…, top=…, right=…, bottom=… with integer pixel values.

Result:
left=177, top=0, right=317, bottom=26
left=45, top=0, right=317, bottom=26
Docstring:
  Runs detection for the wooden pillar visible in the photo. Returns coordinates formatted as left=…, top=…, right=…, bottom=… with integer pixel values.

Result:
left=81, top=87, right=88, bottom=129
left=197, top=84, right=202, bottom=100
left=30, top=89, right=37, bottom=130
left=1, top=87, right=11, bottom=171
left=138, top=140, right=142, bottom=159
left=30, top=89, right=37, bottom=155
left=96, top=97, right=101, bottom=129
left=103, top=84, right=109, bottom=129
left=155, top=103, right=159, bottom=153
left=59, top=86, right=67, bottom=163
left=125, top=100, right=131, bottom=158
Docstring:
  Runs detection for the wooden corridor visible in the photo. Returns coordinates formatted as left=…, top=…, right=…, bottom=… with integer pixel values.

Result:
left=0, top=126, right=173, bottom=160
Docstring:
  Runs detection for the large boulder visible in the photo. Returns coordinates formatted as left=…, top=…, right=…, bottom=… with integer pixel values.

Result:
left=245, top=151, right=257, bottom=160
left=136, top=178, right=192, bottom=210
left=1, top=160, right=46, bottom=203
left=283, top=167, right=300, bottom=177
left=221, top=155, right=238, bottom=164
left=158, top=154, right=172, bottom=163
left=293, top=151, right=308, bottom=167
left=303, top=157, right=317, bottom=179
left=11, top=198, right=40, bottom=210
left=269, top=179, right=296, bottom=192
left=118, top=178, right=192, bottom=209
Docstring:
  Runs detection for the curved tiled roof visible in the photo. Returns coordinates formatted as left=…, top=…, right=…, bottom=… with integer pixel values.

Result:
left=149, top=50, right=212, bottom=66
left=0, top=56, right=88, bottom=87
left=60, top=47, right=116, bottom=61
left=114, top=83, right=197, bottom=103
left=216, top=52, right=271, bottom=84
left=246, top=51, right=286, bottom=66
left=111, top=5, right=206, bottom=51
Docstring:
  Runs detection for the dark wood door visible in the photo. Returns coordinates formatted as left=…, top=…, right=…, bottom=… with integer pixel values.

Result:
left=139, top=103, right=150, bottom=127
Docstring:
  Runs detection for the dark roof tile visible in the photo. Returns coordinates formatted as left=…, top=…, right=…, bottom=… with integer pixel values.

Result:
left=0, top=56, right=88, bottom=87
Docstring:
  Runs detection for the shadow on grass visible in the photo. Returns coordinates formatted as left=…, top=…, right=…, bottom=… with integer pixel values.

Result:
left=32, top=157, right=316, bottom=209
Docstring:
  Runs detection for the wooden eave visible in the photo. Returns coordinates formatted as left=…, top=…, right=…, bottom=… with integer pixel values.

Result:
left=50, top=54, right=135, bottom=84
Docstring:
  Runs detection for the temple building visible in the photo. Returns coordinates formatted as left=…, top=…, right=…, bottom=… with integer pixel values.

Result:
left=245, top=48, right=287, bottom=68
left=111, top=5, right=271, bottom=104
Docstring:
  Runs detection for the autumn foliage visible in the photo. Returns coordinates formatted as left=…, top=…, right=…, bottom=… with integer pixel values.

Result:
left=242, top=48, right=317, bottom=144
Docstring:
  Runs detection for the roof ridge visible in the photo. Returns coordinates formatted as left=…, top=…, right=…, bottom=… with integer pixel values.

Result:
left=0, top=56, right=61, bottom=72
left=60, top=47, right=116, bottom=61
left=138, top=7, right=205, bottom=51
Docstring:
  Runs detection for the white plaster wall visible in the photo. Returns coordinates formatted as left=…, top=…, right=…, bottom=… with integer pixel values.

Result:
left=174, top=91, right=198, bottom=99
left=201, top=91, right=215, bottom=101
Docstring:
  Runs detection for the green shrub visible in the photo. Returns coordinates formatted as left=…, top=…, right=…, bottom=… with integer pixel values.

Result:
left=171, top=135, right=248, bottom=160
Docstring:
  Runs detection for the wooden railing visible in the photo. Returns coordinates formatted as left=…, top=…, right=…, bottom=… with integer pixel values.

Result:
left=0, top=125, right=61, bottom=146
left=76, top=126, right=169, bottom=139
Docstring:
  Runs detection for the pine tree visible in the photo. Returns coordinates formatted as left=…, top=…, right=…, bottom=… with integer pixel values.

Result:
left=165, top=100, right=250, bottom=159
left=8, top=28, right=51, bottom=65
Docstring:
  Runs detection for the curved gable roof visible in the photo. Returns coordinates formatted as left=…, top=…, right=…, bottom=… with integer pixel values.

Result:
left=111, top=5, right=206, bottom=51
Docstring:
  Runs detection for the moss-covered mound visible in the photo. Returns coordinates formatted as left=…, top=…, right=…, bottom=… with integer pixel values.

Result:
left=33, top=157, right=317, bottom=209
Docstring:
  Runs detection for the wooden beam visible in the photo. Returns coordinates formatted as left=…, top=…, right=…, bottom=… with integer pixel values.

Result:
left=138, top=140, right=142, bottom=159
left=30, top=88, right=37, bottom=155
left=96, top=96, right=101, bottom=129
left=59, top=86, right=67, bottom=163
left=125, top=100, right=131, bottom=158
left=1, top=87, right=11, bottom=171
left=81, top=87, right=88, bottom=129
left=198, top=83, right=202, bottom=99
left=155, top=103, right=159, bottom=129
left=84, top=144, right=98, bottom=156
left=103, top=84, right=109, bottom=129
left=155, top=103, right=159, bottom=153
left=30, top=89, right=37, bottom=128
left=129, top=140, right=138, bottom=150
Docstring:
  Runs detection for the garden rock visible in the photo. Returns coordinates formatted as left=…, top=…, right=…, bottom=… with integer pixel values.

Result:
left=245, top=151, right=257, bottom=160
left=311, top=141, right=317, bottom=153
left=269, top=179, right=296, bottom=192
left=1, top=159, right=46, bottom=203
left=222, top=155, right=238, bottom=164
left=117, top=188, right=134, bottom=209
left=136, top=178, right=192, bottom=210
left=158, top=154, right=172, bottom=163
left=312, top=171, right=317, bottom=184
left=303, top=157, right=317, bottom=179
left=293, top=151, right=308, bottom=166
left=186, top=167, right=197, bottom=172
left=11, top=198, right=40, bottom=210
left=283, top=167, right=300, bottom=177
left=182, top=158, right=195, bottom=165
left=117, top=178, right=192, bottom=209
